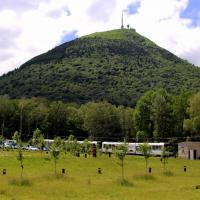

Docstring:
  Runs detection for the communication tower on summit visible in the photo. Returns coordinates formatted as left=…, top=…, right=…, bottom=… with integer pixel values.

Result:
left=121, top=11, right=124, bottom=29
left=120, top=11, right=136, bottom=31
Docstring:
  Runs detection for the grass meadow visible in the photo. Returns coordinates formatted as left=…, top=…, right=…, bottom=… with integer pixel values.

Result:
left=0, top=150, right=199, bottom=200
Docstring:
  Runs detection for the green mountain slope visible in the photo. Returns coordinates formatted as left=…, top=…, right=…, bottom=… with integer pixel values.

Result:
left=0, top=29, right=200, bottom=106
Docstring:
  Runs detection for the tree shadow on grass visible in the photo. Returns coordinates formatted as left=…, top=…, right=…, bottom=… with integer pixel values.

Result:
left=116, top=178, right=134, bottom=187
left=43, top=173, right=74, bottom=182
left=0, top=189, right=6, bottom=195
left=44, top=157, right=51, bottom=161
left=8, top=178, right=32, bottom=186
left=133, top=174, right=156, bottom=181
left=163, top=170, right=174, bottom=177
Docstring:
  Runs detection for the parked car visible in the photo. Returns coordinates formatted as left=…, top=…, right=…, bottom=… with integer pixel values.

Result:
left=28, top=146, right=39, bottom=151
left=22, top=145, right=28, bottom=150
left=43, top=146, right=49, bottom=151
left=4, top=140, right=17, bottom=148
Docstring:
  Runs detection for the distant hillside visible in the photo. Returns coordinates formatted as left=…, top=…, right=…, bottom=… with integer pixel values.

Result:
left=0, top=29, right=200, bottom=106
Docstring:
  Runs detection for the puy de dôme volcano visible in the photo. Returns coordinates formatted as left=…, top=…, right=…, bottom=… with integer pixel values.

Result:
left=0, top=29, right=200, bottom=106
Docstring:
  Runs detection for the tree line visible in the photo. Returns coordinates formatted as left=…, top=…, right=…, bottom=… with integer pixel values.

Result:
left=0, top=88, right=200, bottom=142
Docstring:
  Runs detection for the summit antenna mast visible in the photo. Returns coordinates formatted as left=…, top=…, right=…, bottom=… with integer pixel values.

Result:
left=121, top=11, right=124, bottom=29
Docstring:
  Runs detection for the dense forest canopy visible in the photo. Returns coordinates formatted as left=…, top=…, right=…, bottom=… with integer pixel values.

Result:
left=1, top=29, right=200, bottom=141
left=0, top=89, right=200, bottom=142
left=0, top=29, right=200, bottom=106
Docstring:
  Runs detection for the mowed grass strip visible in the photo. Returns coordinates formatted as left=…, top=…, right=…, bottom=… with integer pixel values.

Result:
left=0, top=150, right=199, bottom=200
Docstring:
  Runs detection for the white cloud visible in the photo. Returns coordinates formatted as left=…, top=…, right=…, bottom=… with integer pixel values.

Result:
left=131, top=0, right=200, bottom=67
left=0, top=0, right=200, bottom=75
left=87, top=0, right=117, bottom=22
left=0, top=0, right=48, bottom=12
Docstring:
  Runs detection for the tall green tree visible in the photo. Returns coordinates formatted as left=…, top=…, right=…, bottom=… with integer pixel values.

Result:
left=115, top=142, right=128, bottom=180
left=50, top=137, right=62, bottom=175
left=29, top=101, right=49, bottom=134
left=117, top=106, right=134, bottom=139
left=0, top=135, right=4, bottom=147
left=81, top=101, right=121, bottom=139
left=0, top=96, right=13, bottom=137
left=66, top=134, right=78, bottom=156
left=32, top=128, right=45, bottom=154
left=81, top=139, right=92, bottom=156
left=133, top=90, right=155, bottom=139
left=139, top=143, right=151, bottom=175
left=13, top=131, right=24, bottom=182
left=172, top=91, right=190, bottom=137
left=161, top=147, right=169, bottom=173
left=66, top=106, right=85, bottom=137
left=183, top=92, right=200, bottom=136
left=17, top=99, right=32, bottom=139
left=47, top=101, right=68, bottom=137
left=151, top=90, right=173, bottom=139
left=136, top=130, right=146, bottom=142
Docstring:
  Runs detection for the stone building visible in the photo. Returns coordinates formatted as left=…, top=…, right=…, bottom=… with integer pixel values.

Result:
left=178, top=142, right=200, bottom=160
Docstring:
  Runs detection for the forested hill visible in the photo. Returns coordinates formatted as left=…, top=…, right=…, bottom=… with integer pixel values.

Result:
left=0, top=29, right=200, bottom=106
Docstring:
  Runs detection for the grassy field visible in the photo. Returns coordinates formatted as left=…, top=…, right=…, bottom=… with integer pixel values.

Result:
left=0, top=150, right=199, bottom=200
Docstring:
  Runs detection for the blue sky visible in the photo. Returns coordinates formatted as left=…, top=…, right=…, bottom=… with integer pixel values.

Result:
left=0, top=0, right=200, bottom=75
left=127, top=1, right=141, bottom=15
left=60, top=30, right=77, bottom=43
left=180, top=0, right=200, bottom=27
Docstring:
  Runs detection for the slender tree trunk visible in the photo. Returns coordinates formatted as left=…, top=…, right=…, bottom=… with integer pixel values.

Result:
left=36, top=118, right=38, bottom=129
left=21, top=162, right=23, bottom=182
left=27, top=118, right=31, bottom=140
left=163, top=160, right=166, bottom=173
left=1, top=119, right=5, bottom=150
left=122, top=160, right=124, bottom=180
left=54, top=160, right=57, bottom=175
left=20, top=107, right=23, bottom=136
left=1, top=119, right=4, bottom=137
left=145, top=158, right=148, bottom=176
